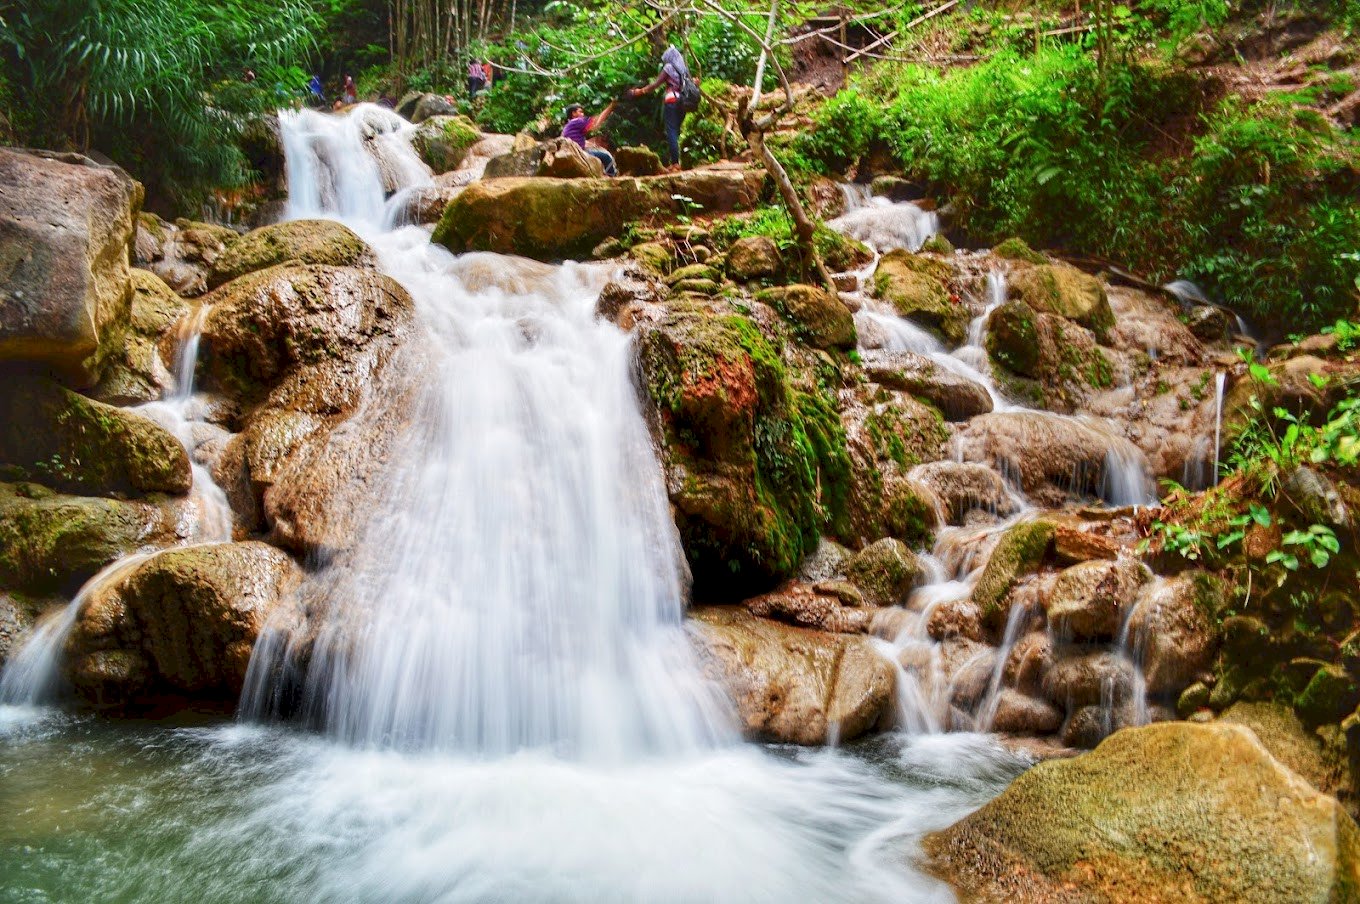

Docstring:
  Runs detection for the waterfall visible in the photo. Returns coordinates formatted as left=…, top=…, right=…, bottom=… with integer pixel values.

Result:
left=1212, top=371, right=1226, bottom=486
left=244, top=106, right=732, bottom=759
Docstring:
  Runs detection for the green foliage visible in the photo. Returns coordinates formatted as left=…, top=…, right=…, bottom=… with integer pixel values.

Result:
left=793, top=88, right=882, bottom=175
left=1321, top=319, right=1360, bottom=351
left=1267, top=524, right=1341, bottom=571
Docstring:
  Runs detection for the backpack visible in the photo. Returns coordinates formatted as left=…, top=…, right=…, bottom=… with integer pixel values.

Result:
left=677, top=76, right=701, bottom=113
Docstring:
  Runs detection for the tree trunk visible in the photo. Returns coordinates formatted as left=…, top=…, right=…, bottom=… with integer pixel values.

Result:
left=749, top=129, right=835, bottom=294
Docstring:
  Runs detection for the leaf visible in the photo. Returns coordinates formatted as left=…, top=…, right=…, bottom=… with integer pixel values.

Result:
left=1310, top=548, right=1331, bottom=568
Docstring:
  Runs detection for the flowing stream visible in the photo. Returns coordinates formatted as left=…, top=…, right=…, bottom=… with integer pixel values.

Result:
left=0, top=106, right=1031, bottom=903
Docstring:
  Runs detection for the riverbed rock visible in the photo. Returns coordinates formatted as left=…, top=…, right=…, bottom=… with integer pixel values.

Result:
left=755, top=285, right=855, bottom=351
left=134, top=214, right=237, bottom=298
left=64, top=542, right=303, bottom=707
left=985, top=301, right=1041, bottom=377
left=871, top=250, right=967, bottom=345
left=840, top=386, right=942, bottom=548
left=908, top=461, right=1016, bottom=526
left=1044, top=558, right=1149, bottom=642
left=973, top=519, right=1056, bottom=631
left=725, top=235, right=782, bottom=280
left=688, top=606, right=893, bottom=744
left=88, top=269, right=189, bottom=404
left=537, top=138, right=604, bottom=179
left=433, top=169, right=765, bottom=261
left=744, top=582, right=870, bottom=633
left=924, top=721, right=1360, bottom=903
left=991, top=688, right=1064, bottom=735
left=410, top=93, right=456, bottom=123
left=864, top=352, right=993, bottom=421
left=0, top=375, right=190, bottom=497
left=845, top=538, right=922, bottom=607
left=0, top=149, right=141, bottom=382
left=0, top=482, right=176, bottom=595
left=1009, top=262, right=1115, bottom=342
left=207, top=220, right=375, bottom=288
left=1042, top=648, right=1135, bottom=710
left=615, top=146, right=663, bottom=177
left=1125, top=573, right=1219, bottom=695
left=409, top=115, right=483, bottom=174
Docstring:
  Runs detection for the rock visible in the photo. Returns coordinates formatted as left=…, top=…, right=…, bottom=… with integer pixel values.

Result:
left=927, top=598, right=984, bottom=642
left=1125, top=573, right=1218, bottom=695
left=64, top=542, right=303, bottom=707
left=1187, top=304, right=1232, bottom=341
left=392, top=172, right=471, bottom=225
left=1283, top=465, right=1350, bottom=530
left=482, top=144, right=545, bottom=179
left=1002, top=630, right=1052, bottom=695
left=628, top=241, right=672, bottom=274
left=666, top=263, right=720, bottom=285
left=207, top=219, right=375, bottom=288
left=1222, top=355, right=1343, bottom=445
left=924, top=722, right=1360, bottom=904
left=411, top=93, right=456, bottom=123
left=433, top=170, right=765, bottom=261
left=1044, top=558, right=1149, bottom=641
left=941, top=637, right=999, bottom=710
left=0, top=149, right=141, bottom=382
left=841, top=387, right=943, bottom=546
left=819, top=230, right=873, bottom=272
left=755, top=285, right=856, bottom=350
left=871, top=250, right=967, bottom=345
left=1009, top=263, right=1115, bottom=342
left=0, top=375, right=191, bottom=497
left=920, top=234, right=954, bottom=254
left=0, top=591, right=46, bottom=669
left=992, top=237, right=1046, bottom=265
left=907, top=461, right=1015, bottom=525
left=1052, top=524, right=1120, bottom=562
left=726, top=235, right=782, bottom=280
left=0, top=482, right=175, bottom=595
left=744, top=582, right=870, bottom=633
left=1297, top=663, right=1360, bottom=726
left=991, top=688, right=1064, bottom=735
left=89, top=269, right=189, bottom=404
left=845, top=538, right=921, bottom=607
left=615, top=145, right=663, bottom=177
left=984, top=301, right=1041, bottom=376
left=134, top=214, right=238, bottom=298
left=865, top=352, right=993, bottom=420
left=671, top=277, right=719, bottom=295
left=1220, top=701, right=1356, bottom=818
left=972, top=519, right=1055, bottom=630
left=537, top=138, right=605, bottom=179
left=409, top=115, right=482, bottom=173
left=1179, top=681, right=1212, bottom=717
left=689, top=606, right=894, bottom=744
left=869, top=175, right=925, bottom=202
left=1042, top=649, right=1134, bottom=710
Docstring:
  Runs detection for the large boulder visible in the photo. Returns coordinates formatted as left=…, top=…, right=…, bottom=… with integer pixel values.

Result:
left=840, top=385, right=944, bottom=547
left=432, top=169, right=765, bottom=261
left=972, top=518, right=1056, bottom=631
left=688, top=606, right=894, bottom=744
left=985, top=299, right=1115, bottom=411
left=744, top=582, right=871, bottom=633
left=537, top=138, right=604, bottom=179
left=615, top=145, right=663, bottom=177
left=726, top=235, right=782, bottom=280
left=134, top=213, right=238, bottom=297
left=1220, top=701, right=1356, bottom=818
left=845, top=537, right=921, bottom=607
left=871, top=250, right=968, bottom=345
left=907, top=461, right=1016, bottom=525
left=0, top=376, right=190, bottom=497
left=0, top=482, right=176, bottom=595
left=0, top=149, right=141, bottom=382
left=207, top=220, right=375, bottom=289
left=1126, top=572, right=1219, bottom=695
left=864, top=352, right=993, bottom=421
left=636, top=302, right=846, bottom=595
left=89, top=268, right=190, bottom=404
left=1009, top=262, right=1115, bottom=342
left=411, top=93, right=456, bottom=123
left=1044, top=558, right=1149, bottom=641
left=64, top=541, right=302, bottom=708
left=755, top=285, right=855, bottom=351
left=409, top=115, right=483, bottom=174
left=925, top=722, right=1360, bottom=903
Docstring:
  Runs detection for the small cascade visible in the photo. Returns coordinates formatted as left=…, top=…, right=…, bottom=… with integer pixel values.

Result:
left=973, top=593, right=1035, bottom=731
left=829, top=195, right=939, bottom=254
left=1212, top=371, right=1226, bottom=486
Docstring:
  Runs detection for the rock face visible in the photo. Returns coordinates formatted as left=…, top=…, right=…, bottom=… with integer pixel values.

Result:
left=925, top=722, right=1360, bottom=904
left=614, top=146, right=663, bottom=177
left=865, top=352, right=993, bottom=421
left=64, top=542, right=302, bottom=707
left=134, top=213, right=237, bottom=297
left=872, top=250, right=967, bottom=345
left=840, top=385, right=942, bottom=547
left=207, top=219, right=375, bottom=289
left=537, top=138, right=604, bottom=179
left=409, top=115, right=483, bottom=174
left=1009, top=262, right=1115, bottom=342
left=89, top=268, right=189, bottom=404
left=688, top=606, right=893, bottom=744
left=0, top=376, right=191, bottom=497
left=755, top=285, right=855, bottom=350
left=432, top=169, right=765, bottom=261
left=0, top=149, right=141, bottom=381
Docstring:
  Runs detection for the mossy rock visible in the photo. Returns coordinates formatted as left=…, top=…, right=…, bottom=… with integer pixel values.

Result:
left=667, top=263, right=720, bottom=285
left=615, top=145, right=663, bottom=177
left=726, top=235, right=782, bottom=280
left=671, top=277, right=719, bottom=295
left=816, top=228, right=873, bottom=273
left=756, top=285, right=856, bottom=351
left=985, top=300, right=1040, bottom=377
left=845, top=537, right=922, bottom=606
left=89, top=268, right=191, bottom=405
left=993, top=236, right=1047, bottom=265
left=410, top=115, right=482, bottom=174
left=629, top=241, right=673, bottom=274
left=920, top=233, right=954, bottom=254
left=925, top=722, right=1360, bottom=904
left=1296, top=663, right=1360, bottom=726
left=973, top=518, right=1055, bottom=630
left=872, top=249, right=967, bottom=345
left=207, top=220, right=375, bottom=288
left=1220, top=701, right=1356, bottom=817
left=1010, top=263, right=1114, bottom=343
left=0, top=376, right=190, bottom=497
left=0, top=482, right=172, bottom=595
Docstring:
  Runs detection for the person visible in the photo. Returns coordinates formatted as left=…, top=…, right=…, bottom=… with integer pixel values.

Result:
left=562, top=101, right=617, bottom=176
left=242, top=67, right=256, bottom=83
left=307, top=74, right=325, bottom=107
left=482, top=59, right=494, bottom=89
left=468, top=59, right=486, bottom=96
left=342, top=74, right=357, bottom=105
left=629, top=45, right=690, bottom=171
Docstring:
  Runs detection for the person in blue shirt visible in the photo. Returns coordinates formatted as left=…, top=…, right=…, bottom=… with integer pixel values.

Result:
left=307, top=74, right=325, bottom=108
left=561, top=101, right=617, bottom=176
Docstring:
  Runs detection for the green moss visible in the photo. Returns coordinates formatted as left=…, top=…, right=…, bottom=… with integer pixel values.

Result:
left=920, top=233, right=954, bottom=254
left=993, top=237, right=1046, bottom=265
left=974, top=519, right=1056, bottom=629
left=756, top=285, right=856, bottom=351
left=872, top=249, right=967, bottom=345
left=208, top=219, right=372, bottom=288
left=1010, top=263, right=1115, bottom=343
left=985, top=301, right=1040, bottom=376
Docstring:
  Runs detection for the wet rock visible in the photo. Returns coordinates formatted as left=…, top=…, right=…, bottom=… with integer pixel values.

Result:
left=1009, top=262, right=1114, bottom=342
left=1052, top=523, right=1120, bottom=562
left=756, top=285, right=855, bottom=351
left=841, top=386, right=943, bottom=547
left=207, top=219, right=375, bottom=288
left=744, top=582, right=870, bottom=633
left=134, top=214, right=238, bottom=298
left=615, top=146, right=663, bottom=177
left=689, top=606, right=894, bottom=745
left=393, top=172, right=470, bottom=225
left=941, top=637, right=998, bottom=710
left=0, top=482, right=176, bottom=595
left=991, top=689, right=1063, bottom=735
left=628, top=241, right=673, bottom=275
left=869, top=175, right=926, bottom=202
left=1220, top=701, right=1356, bottom=818
left=409, top=115, right=482, bottom=174
left=1125, top=573, right=1218, bottom=695
left=594, top=275, right=660, bottom=326
left=88, top=269, right=189, bottom=404
left=845, top=538, right=921, bottom=607
left=984, top=301, right=1040, bottom=376
left=1002, top=630, right=1052, bottom=695
left=0, top=591, right=47, bottom=669
left=433, top=170, right=765, bottom=261
left=1043, top=558, right=1149, bottom=641
left=1222, top=355, right=1342, bottom=444
left=65, top=542, right=303, bottom=708
left=1297, top=663, right=1360, bottom=726
left=1283, top=465, right=1350, bottom=530
left=538, top=138, right=605, bottom=179
left=926, top=598, right=984, bottom=643
left=411, top=93, right=456, bottom=123
left=1041, top=648, right=1134, bottom=710
left=924, top=722, right=1360, bottom=904
left=797, top=538, right=853, bottom=583
left=0, top=375, right=191, bottom=497
left=992, top=237, right=1046, bottom=265
left=1187, top=304, right=1232, bottom=341
left=920, top=234, right=953, bottom=254
left=908, top=461, right=1015, bottom=525
left=0, top=148, right=141, bottom=382
left=871, top=250, right=967, bottom=345
left=725, top=235, right=782, bottom=280
left=972, top=519, right=1055, bottom=631
left=1178, top=681, right=1212, bottom=717
left=864, top=352, right=992, bottom=421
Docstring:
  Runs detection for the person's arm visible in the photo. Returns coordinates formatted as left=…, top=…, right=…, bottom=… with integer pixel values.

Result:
left=587, top=100, right=618, bottom=132
left=629, top=74, right=666, bottom=97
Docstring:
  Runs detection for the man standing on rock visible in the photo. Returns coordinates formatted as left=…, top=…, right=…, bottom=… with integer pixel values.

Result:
left=562, top=101, right=618, bottom=176
left=629, top=46, right=692, bottom=172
